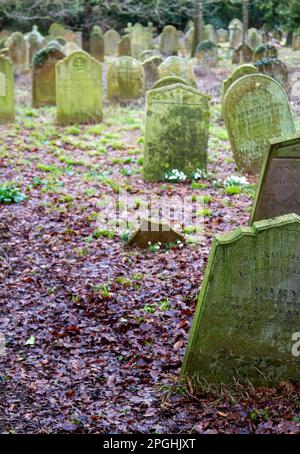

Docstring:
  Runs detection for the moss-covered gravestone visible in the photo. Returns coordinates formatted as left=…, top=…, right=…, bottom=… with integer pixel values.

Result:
left=250, top=135, right=300, bottom=224
left=142, top=56, right=163, bottom=90
left=232, top=43, right=254, bottom=64
left=181, top=213, right=300, bottom=386
left=228, top=19, right=243, bottom=48
left=196, top=40, right=218, bottom=65
left=89, top=28, right=104, bottom=62
left=56, top=50, right=102, bottom=125
left=6, top=32, right=27, bottom=75
left=26, top=25, right=45, bottom=67
left=221, top=64, right=258, bottom=100
left=160, top=25, right=179, bottom=57
left=203, top=24, right=218, bottom=45
left=104, top=30, right=120, bottom=55
left=49, top=23, right=66, bottom=39
left=223, top=74, right=295, bottom=174
left=118, top=35, right=131, bottom=57
left=32, top=47, right=65, bottom=107
left=130, top=24, right=152, bottom=59
left=0, top=55, right=14, bottom=123
left=107, top=57, right=144, bottom=102
left=255, top=58, right=289, bottom=93
left=158, top=56, right=197, bottom=88
left=254, top=44, right=278, bottom=62
left=143, top=83, right=210, bottom=181
left=247, top=28, right=262, bottom=51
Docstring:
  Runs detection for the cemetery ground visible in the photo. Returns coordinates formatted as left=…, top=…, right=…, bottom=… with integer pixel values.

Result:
left=2, top=55, right=300, bottom=434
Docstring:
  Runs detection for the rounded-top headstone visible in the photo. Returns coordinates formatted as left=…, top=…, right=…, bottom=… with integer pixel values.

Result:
left=107, top=56, right=145, bottom=101
left=158, top=56, right=197, bottom=88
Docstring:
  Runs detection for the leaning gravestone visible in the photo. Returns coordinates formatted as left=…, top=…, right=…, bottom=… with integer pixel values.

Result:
left=0, top=55, right=14, bottom=123
left=118, top=35, right=131, bottom=57
left=223, top=74, right=295, bottom=174
left=158, top=56, right=197, bottom=88
left=56, top=50, right=102, bottom=125
left=89, top=27, right=104, bottom=62
left=160, top=25, right=179, bottom=56
left=6, top=32, right=27, bottom=75
left=32, top=46, right=65, bottom=107
left=181, top=213, right=300, bottom=386
left=250, top=135, right=300, bottom=224
left=104, top=30, right=120, bottom=55
left=221, top=64, right=258, bottom=100
left=143, top=83, right=210, bottom=181
left=107, top=56, right=144, bottom=102
left=142, top=56, right=163, bottom=90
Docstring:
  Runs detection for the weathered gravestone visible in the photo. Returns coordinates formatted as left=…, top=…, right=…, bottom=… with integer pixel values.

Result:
left=6, top=32, right=27, bottom=75
left=63, top=42, right=80, bottom=56
left=107, top=56, right=144, bottom=102
left=104, top=30, right=120, bottom=55
left=89, top=27, right=104, bottom=62
left=142, top=56, right=163, bottom=90
left=26, top=25, right=45, bottom=67
left=56, top=50, right=102, bottom=125
left=221, top=64, right=258, bottom=100
left=143, top=83, right=210, bottom=181
left=181, top=213, right=300, bottom=386
left=223, top=74, right=295, bottom=174
left=255, top=58, right=289, bottom=93
left=250, top=135, right=300, bottom=224
left=184, top=28, right=194, bottom=53
left=160, top=25, right=179, bottom=56
left=130, top=24, right=152, bottom=59
left=0, top=55, right=14, bottom=123
left=118, top=35, right=131, bottom=57
left=32, top=46, right=65, bottom=107
left=196, top=40, right=218, bottom=65
left=254, top=43, right=278, bottom=62
left=49, top=23, right=66, bottom=39
left=229, top=18, right=243, bottom=48
left=203, top=24, right=218, bottom=45
left=216, top=28, right=228, bottom=44
left=152, top=76, right=189, bottom=90
left=158, top=56, right=197, bottom=88
left=232, top=43, right=254, bottom=64
left=247, top=28, right=262, bottom=51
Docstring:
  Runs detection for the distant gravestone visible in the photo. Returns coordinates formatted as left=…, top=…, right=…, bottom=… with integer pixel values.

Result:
left=143, top=83, right=210, bottom=181
left=181, top=213, right=300, bottom=386
left=32, top=47, right=65, bottom=107
left=118, top=35, right=131, bottom=57
left=229, top=18, right=243, bottom=48
left=142, top=56, right=163, bottom=90
left=6, top=32, right=27, bottom=75
left=232, top=43, right=253, bottom=64
left=104, top=30, right=120, bottom=55
left=217, top=28, right=228, bottom=43
left=254, top=44, right=278, bottom=62
left=56, top=50, right=103, bottom=125
left=158, top=56, right=197, bottom=88
left=255, top=58, right=289, bottom=93
left=223, top=74, right=295, bottom=174
left=247, top=28, right=262, bottom=51
left=131, top=24, right=152, bottom=59
left=151, top=76, right=189, bottom=90
left=184, top=28, right=194, bottom=52
left=0, top=55, right=14, bottom=123
left=89, top=28, right=104, bottom=62
left=160, top=25, right=179, bottom=56
left=203, top=24, right=218, bottom=45
left=196, top=40, right=218, bottom=65
left=49, top=23, right=66, bottom=38
left=221, top=64, right=258, bottom=99
left=63, top=42, right=80, bottom=56
left=250, top=135, right=300, bottom=224
left=107, top=56, right=144, bottom=102
left=26, top=25, right=45, bottom=67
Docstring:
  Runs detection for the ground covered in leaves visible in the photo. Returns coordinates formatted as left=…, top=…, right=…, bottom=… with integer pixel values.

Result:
left=1, top=52, right=300, bottom=434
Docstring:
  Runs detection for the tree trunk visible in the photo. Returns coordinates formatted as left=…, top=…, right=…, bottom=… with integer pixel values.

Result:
left=191, top=0, right=203, bottom=57
left=242, top=0, right=249, bottom=61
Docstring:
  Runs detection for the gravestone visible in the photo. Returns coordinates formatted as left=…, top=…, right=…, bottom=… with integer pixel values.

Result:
left=293, top=30, right=300, bottom=51
left=160, top=25, right=179, bottom=56
left=203, top=24, right=218, bottom=45
left=49, top=23, right=66, bottom=38
left=6, top=32, right=27, bottom=75
left=152, top=76, right=189, bottom=90
left=107, top=56, right=144, bottom=102
left=250, top=135, right=300, bottom=224
left=255, top=58, right=289, bottom=93
left=181, top=213, right=300, bottom=386
left=254, top=44, right=278, bottom=62
left=104, top=30, right=120, bottom=55
left=32, top=46, right=65, bottom=107
left=247, top=28, right=262, bottom=51
left=272, top=28, right=283, bottom=43
left=56, top=50, right=103, bottom=125
left=140, top=49, right=159, bottom=62
left=196, top=40, right=218, bottom=65
left=142, top=56, right=163, bottom=90
left=143, top=83, right=210, bottom=181
left=223, top=74, right=295, bottom=174
left=232, top=43, right=254, bottom=64
left=118, top=35, right=131, bottom=57
left=184, top=28, right=194, bottom=52
left=131, top=24, right=152, bottom=59
left=0, top=55, right=14, bottom=123
left=229, top=18, right=243, bottom=48
left=63, top=42, right=80, bottom=56
left=221, top=64, right=258, bottom=100
left=26, top=25, right=45, bottom=67
left=217, top=28, right=228, bottom=43
left=64, top=29, right=76, bottom=43
left=89, top=27, right=104, bottom=62
left=158, top=56, right=197, bottom=88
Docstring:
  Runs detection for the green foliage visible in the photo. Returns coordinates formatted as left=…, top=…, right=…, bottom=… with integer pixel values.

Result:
left=0, top=183, right=26, bottom=204
left=32, top=46, right=61, bottom=67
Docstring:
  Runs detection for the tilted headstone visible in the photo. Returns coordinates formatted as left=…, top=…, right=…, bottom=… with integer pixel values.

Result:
left=232, top=43, right=254, bottom=64
left=223, top=74, right=295, bottom=174
left=56, top=50, right=103, bottom=125
left=181, top=213, right=300, bottom=386
left=151, top=76, right=189, bottom=90
left=143, top=83, right=210, bottom=181
left=142, top=56, right=163, bottom=90
left=104, top=30, right=120, bottom=55
left=158, top=56, right=197, bottom=88
left=255, top=58, right=289, bottom=93
left=118, top=35, right=131, bottom=57
left=6, top=32, right=27, bottom=75
left=228, top=18, right=243, bottom=48
left=247, top=28, right=262, bottom=51
left=250, top=135, right=300, bottom=224
left=221, top=64, right=258, bottom=100
left=254, top=43, right=278, bottom=62
left=89, top=28, right=104, bottom=62
left=32, top=47, right=65, bottom=107
left=160, top=25, right=179, bottom=56
left=107, top=56, right=144, bottom=102
left=0, top=55, right=14, bottom=123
